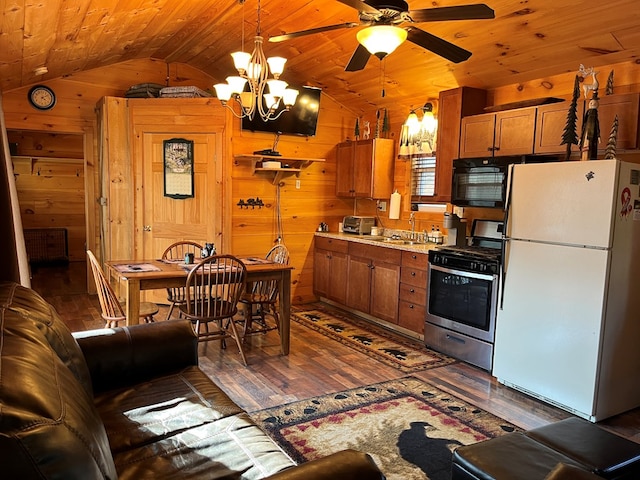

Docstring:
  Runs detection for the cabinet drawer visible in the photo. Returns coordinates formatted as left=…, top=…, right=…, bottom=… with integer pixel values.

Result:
left=399, top=282, right=427, bottom=305
left=398, top=300, right=426, bottom=334
left=400, top=267, right=427, bottom=288
left=401, top=250, right=429, bottom=268
left=315, top=236, right=348, bottom=253
left=349, top=242, right=402, bottom=264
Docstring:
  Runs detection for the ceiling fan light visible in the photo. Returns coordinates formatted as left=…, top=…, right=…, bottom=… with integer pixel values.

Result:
left=357, top=26, right=407, bottom=57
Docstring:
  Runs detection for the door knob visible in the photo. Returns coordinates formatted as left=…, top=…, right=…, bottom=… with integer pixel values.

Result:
left=143, top=225, right=152, bottom=232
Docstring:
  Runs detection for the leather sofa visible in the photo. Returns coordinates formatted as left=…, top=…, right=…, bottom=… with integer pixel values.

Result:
left=0, top=282, right=385, bottom=479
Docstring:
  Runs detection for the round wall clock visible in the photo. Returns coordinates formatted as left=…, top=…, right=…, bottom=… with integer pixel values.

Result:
left=28, top=85, right=56, bottom=110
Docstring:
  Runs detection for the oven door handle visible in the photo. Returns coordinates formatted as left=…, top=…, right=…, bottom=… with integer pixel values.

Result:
left=429, top=263, right=496, bottom=282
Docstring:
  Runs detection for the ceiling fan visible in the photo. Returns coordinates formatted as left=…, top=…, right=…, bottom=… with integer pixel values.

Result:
left=269, top=0, right=495, bottom=71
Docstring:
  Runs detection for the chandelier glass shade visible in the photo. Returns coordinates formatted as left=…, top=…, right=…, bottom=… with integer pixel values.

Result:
left=214, top=1, right=298, bottom=121
left=356, top=25, right=408, bottom=58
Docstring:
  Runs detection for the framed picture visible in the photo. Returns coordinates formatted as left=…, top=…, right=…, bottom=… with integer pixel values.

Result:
left=163, top=138, right=194, bottom=199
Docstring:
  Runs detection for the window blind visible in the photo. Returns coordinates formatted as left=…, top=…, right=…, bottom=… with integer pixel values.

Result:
left=410, top=155, right=436, bottom=202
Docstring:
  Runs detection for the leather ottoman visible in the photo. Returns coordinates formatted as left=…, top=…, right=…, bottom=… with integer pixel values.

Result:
left=452, top=417, right=640, bottom=480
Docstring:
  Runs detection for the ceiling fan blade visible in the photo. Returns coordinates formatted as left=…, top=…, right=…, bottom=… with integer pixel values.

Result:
left=409, top=4, right=495, bottom=23
left=406, top=27, right=472, bottom=63
left=269, top=22, right=360, bottom=42
left=336, top=0, right=382, bottom=15
left=345, top=44, right=371, bottom=71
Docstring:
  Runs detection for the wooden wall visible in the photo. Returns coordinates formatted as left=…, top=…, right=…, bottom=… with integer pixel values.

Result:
left=2, top=57, right=640, bottom=303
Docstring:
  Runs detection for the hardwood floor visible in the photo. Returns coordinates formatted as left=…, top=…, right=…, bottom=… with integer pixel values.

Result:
left=30, top=261, right=640, bottom=442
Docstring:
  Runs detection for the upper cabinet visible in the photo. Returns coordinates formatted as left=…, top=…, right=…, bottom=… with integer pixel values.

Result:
left=336, top=138, right=394, bottom=199
left=596, top=93, right=640, bottom=151
left=534, top=100, right=582, bottom=154
left=434, top=87, right=487, bottom=202
left=460, top=108, right=537, bottom=158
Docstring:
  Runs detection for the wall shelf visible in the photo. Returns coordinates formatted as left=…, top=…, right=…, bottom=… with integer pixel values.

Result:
left=234, top=154, right=325, bottom=185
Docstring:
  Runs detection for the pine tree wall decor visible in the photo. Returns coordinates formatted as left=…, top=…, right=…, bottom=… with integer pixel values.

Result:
left=604, top=115, right=619, bottom=159
left=561, top=75, right=581, bottom=160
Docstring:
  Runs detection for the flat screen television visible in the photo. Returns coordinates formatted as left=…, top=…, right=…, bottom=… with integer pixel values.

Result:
left=241, top=86, right=321, bottom=137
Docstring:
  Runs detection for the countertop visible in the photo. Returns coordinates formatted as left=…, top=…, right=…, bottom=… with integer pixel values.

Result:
left=314, top=232, right=440, bottom=254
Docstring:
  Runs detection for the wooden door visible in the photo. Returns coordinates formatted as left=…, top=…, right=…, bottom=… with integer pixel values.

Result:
left=140, top=132, right=221, bottom=260
left=314, top=248, right=331, bottom=297
left=597, top=93, right=639, bottom=150
left=535, top=100, right=582, bottom=154
left=494, top=108, right=536, bottom=156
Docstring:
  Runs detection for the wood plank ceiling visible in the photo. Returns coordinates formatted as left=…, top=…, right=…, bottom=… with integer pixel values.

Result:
left=2, top=0, right=640, bottom=123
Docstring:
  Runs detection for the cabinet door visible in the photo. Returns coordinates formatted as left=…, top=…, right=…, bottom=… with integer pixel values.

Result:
left=313, top=248, right=331, bottom=297
left=347, top=255, right=373, bottom=313
left=494, top=108, right=536, bottom=155
left=352, top=140, right=374, bottom=197
left=596, top=93, right=639, bottom=150
left=535, top=100, right=584, bottom=154
left=328, top=251, right=349, bottom=305
left=370, top=260, right=400, bottom=324
left=460, top=114, right=495, bottom=158
left=335, top=142, right=355, bottom=197
left=369, top=139, right=394, bottom=199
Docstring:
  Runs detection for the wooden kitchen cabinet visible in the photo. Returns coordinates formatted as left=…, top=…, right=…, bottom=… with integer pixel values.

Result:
left=335, top=138, right=394, bottom=199
left=398, top=250, right=429, bottom=335
left=460, top=108, right=537, bottom=158
left=313, top=237, right=349, bottom=304
left=534, top=100, right=584, bottom=154
left=433, top=87, right=487, bottom=202
left=346, top=243, right=401, bottom=324
left=596, top=92, right=640, bottom=151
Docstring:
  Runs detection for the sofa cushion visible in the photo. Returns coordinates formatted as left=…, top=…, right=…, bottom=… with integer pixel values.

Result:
left=95, top=365, right=296, bottom=479
left=0, top=282, right=118, bottom=479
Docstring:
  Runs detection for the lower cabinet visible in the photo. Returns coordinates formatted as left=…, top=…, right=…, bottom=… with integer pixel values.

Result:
left=346, top=243, right=401, bottom=325
left=313, top=237, right=348, bottom=305
left=313, top=237, right=427, bottom=336
left=398, top=251, right=429, bottom=334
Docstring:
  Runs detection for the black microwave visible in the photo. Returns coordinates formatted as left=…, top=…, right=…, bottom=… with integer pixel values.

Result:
left=451, top=155, right=560, bottom=208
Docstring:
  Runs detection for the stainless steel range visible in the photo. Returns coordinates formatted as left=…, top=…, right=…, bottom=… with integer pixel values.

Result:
left=425, top=219, right=503, bottom=371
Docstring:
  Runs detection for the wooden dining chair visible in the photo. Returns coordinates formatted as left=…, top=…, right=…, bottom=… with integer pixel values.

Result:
left=238, top=244, right=289, bottom=341
left=86, top=250, right=159, bottom=327
left=179, top=255, right=248, bottom=366
left=161, top=240, right=203, bottom=320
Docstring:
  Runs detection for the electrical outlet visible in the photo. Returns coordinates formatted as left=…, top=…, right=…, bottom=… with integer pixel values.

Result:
left=377, top=201, right=387, bottom=212
left=295, top=179, right=300, bottom=189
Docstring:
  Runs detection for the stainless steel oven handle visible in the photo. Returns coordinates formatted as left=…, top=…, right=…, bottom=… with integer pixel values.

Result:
left=429, top=263, right=496, bottom=282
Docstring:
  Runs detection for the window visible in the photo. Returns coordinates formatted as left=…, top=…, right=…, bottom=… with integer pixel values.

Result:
left=410, top=155, right=436, bottom=203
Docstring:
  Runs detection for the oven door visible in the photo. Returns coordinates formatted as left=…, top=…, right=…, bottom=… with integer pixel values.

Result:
left=426, top=263, right=498, bottom=343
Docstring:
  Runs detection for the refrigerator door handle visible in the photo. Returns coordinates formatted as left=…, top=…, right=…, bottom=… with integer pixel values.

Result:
left=500, top=239, right=509, bottom=310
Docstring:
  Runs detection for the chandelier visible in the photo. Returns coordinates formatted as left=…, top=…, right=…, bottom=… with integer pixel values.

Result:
left=213, top=0, right=299, bottom=121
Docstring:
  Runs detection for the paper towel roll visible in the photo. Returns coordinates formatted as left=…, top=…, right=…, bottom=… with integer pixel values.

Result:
left=389, top=190, right=401, bottom=220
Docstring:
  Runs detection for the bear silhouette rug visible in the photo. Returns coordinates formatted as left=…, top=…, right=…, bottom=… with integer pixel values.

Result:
left=251, top=376, right=519, bottom=480
left=292, top=306, right=455, bottom=372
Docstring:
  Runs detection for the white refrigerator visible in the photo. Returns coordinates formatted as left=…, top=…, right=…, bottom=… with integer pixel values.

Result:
left=493, top=159, right=640, bottom=421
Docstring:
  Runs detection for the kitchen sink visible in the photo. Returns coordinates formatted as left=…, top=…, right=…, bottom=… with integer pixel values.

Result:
left=369, top=237, right=426, bottom=245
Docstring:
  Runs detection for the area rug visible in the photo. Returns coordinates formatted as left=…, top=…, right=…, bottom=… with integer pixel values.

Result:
left=292, top=306, right=456, bottom=373
left=251, top=376, right=519, bottom=480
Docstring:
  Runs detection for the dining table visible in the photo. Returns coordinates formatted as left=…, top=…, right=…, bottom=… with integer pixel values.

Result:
left=104, top=256, right=294, bottom=355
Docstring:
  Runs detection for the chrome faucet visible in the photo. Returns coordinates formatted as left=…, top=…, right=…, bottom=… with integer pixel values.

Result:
left=409, top=212, right=416, bottom=240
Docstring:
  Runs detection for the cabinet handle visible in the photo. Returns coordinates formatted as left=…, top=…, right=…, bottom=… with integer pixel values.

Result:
left=487, top=147, right=493, bottom=152
left=410, top=288, right=415, bottom=293
left=412, top=254, right=417, bottom=259
left=409, top=304, right=414, bottom=309
left=494, top=146, right=500, bottom=151
left=411, top=271, right=416, bottom=277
